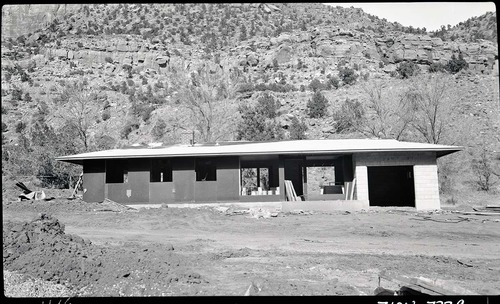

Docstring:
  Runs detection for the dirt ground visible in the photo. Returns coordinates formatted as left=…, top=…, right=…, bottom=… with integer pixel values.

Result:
left=3, top=197, right=500, bottom=296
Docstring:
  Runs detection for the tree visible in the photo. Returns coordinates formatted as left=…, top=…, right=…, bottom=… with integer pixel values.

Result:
left=403, top=73, right=453, bottom=144
left=361, top=80, right=416, bottom=140
left=152, top=118, right=167, bottom=140
left=52, top=81, right=103, bottom=151
left=446, top=53, right=468, bottom=74
left=289, top=116, right=307, bottom=140
left=236, top=93, right=284, bottom=141
left=333, top=98, right=364, bottom=133
left=307, top=91, right=329, bottom=118
left=471, top=147, right=499, bottom=191
left=170, top=61, right=240, bottom=143
left=396, top=61, right=420, bottom=78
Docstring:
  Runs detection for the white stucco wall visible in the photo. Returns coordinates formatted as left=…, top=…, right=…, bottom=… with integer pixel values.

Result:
left=354, top=152, right=440, bottom=210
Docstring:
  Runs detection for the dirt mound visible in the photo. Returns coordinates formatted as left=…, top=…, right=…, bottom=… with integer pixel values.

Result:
left=3, top=213, right=103, bottom=287
left=3, top=213, right=208, bottom=296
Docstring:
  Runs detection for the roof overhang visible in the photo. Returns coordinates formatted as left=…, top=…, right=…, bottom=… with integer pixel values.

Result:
left=56, top=139, right=463, bottom=166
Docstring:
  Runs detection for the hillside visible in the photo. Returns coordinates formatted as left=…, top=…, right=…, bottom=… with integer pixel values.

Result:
left=1, top=3, right=499, bottom=205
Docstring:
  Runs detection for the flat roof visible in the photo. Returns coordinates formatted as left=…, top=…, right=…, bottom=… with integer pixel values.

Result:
left=57, top=139, right=462, bottom=165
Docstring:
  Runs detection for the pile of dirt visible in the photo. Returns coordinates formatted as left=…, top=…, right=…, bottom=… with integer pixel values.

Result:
left=3, top=213, right=208, bottom=296
left=3, top=213, right=103, bottom=288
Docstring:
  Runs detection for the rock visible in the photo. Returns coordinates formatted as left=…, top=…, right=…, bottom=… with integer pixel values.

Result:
left=274, top=45, right=292, bottom=64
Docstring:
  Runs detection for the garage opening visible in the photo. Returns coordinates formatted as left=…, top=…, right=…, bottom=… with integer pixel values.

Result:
left=368, top=166, right=415, bottom=207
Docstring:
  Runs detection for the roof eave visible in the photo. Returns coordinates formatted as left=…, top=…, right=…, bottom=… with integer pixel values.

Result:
left=56, top=147, right=463, bottom=163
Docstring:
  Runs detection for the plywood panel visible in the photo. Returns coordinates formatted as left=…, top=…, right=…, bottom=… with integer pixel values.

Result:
left=173, top=158, right=195, bottom=202
left=216, top=156, right=240, bottom=201
left=149, top=182, right=174, bottom=203
left=195, top=181, right=218, bottom=202
left=128, top=158, right=150, bottom=203
left=83, top=160, right=105, bottom=203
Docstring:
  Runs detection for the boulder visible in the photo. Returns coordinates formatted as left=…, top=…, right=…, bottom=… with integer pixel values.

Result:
left=275, top=45, right=292, bottom=64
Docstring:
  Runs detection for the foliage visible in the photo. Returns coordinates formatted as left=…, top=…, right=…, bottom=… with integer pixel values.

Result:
left=307, top=91, right=329, bottom=118
left=120, top=121, right=140, bottom=139
left=326, top=75, right=340, bottom=90
left=428, top=62, right=447, bottom=73
left=288, top=116, right=308, bottom=140
left=396, top=61, right=420, bottom=78
left=170, top=61, right=239, bottom=142
left=471, top=147, right=499, bottom=191
left=446, top=53, right=468, bottom=74
left=333, top=98, right=365, bottom=133
left=236, top=93, right=283, bottom=141
left=256, top=92, right=280, bottom=119
left=51, top=81, right=104, bottom=151
left=308, top=78, right=325, bottom=92
left=338, top=66, right=358, bottom=85
left=152, top=118, right=167, bottom=140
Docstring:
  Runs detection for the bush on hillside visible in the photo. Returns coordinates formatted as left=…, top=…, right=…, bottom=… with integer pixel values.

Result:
left=289, top=116, right=308, bottom=140
left=308, top=78, right=325, bottom=92
left=307, top=91, right=329, bottom=118
left=396, top=61, right=420, bottom=78
left=333, top=98, right=365, bottom=133
left=446, top=53, right=468, bottom=74
left=428, top=62, right=447, bottom=73
left=338, top=66, right=358, bottom=85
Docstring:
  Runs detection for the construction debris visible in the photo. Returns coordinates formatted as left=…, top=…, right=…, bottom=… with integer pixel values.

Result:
left=16, top=182, right=54, bottom=201
left=68, top=173, right=83, bottom=199
left=93, top=198, right=138, bottom=212
left=377, top=270, right=478, bottom=295
left=452, top=211, right=500, bottom=216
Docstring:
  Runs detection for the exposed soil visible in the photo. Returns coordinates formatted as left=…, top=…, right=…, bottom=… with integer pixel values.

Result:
left=3, top=198, right=500, bottom=296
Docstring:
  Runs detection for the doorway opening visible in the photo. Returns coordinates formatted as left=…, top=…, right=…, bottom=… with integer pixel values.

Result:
left=368, top=166, right=415, bottom=207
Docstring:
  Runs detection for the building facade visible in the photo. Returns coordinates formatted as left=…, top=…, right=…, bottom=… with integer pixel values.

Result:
left=57, top=139, right=461, bottom=210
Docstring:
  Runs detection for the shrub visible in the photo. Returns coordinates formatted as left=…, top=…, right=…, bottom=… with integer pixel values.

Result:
left=15, top=121, right=26, bottom=133
left=396, top=61, right=420, bottom=78
left=446, top=53, right=468, bottom=74
left=152, top=118, right=167, bottom=140
left=338, top=66, right=358, bottom=85
left=101, top=110, right=111, bottom=121
left=120, top=121, right=140, bottom=139
left=104, top=56, right=113, bottom=63
left=1, top=122, right=8, bottom=133
left=326, top=76, right=340, bottom=90
left=257, top=92, right=280, bottom=119
left=429, top=62, right=447, bottom=73
left=236, top=83, right=254, bottom=93
left=471, top=148, right=498, bottom=191
left=11, top=87, right=23, bottom=101
left=308, top=78, right=325, bottom=92
left=333, top=98, right=365, bottom=133
left=289, top=116, right=308, bottom=140
left=307, top=91, right=329, bottom=118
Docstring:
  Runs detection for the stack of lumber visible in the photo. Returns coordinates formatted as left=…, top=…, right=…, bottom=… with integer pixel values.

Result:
left=284, top=180, right=299, bottom=201
left=455, top=205, right=500, bottom=216
left=377, top=270, right=478, bottom=295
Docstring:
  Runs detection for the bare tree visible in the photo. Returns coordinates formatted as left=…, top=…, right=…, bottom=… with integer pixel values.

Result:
left=170, top=60, right=240, bottom=143
left=404, top=73, right=452, bottom=144
left=359, top=79, right=414, bottom=140
left=51, top=81, right=103, bottom=151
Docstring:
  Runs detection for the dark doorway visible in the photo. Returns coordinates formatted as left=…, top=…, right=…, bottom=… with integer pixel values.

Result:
left=284, top=159, right=304, bottom=196
left=368, top=166, right=415, bottom=207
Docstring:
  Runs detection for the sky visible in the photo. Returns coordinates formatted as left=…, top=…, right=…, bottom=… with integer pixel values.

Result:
left=324, top=2, right=497, bottom=31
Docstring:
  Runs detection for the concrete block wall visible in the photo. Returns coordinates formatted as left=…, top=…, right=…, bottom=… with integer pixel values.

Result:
left=354, top=152, right=440, bottom=210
